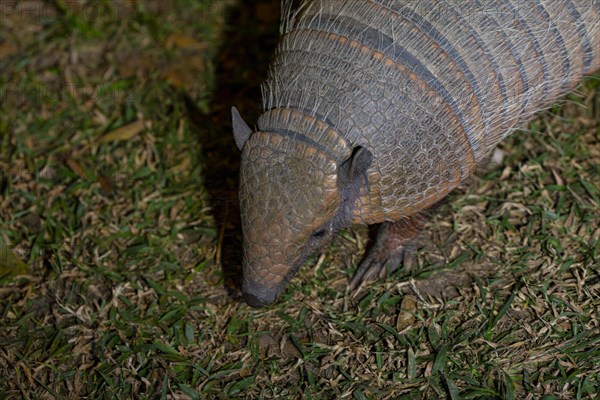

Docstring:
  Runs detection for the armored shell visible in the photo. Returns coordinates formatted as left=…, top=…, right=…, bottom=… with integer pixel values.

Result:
left=233, top=0, right=600, bottom=307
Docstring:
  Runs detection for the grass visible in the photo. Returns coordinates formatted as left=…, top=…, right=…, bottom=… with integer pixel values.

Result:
left=0, top=0, right=599, bottom=398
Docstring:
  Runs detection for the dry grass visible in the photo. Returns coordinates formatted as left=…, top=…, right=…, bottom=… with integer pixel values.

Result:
left=0, top=1, right=598, bottom=399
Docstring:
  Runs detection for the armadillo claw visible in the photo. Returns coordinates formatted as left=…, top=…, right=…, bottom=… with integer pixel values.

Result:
left=349, top=240, right=417, bottom=290
left=349, top=216, right=426, bottom=290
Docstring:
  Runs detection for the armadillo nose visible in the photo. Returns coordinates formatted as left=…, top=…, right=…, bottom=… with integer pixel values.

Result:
left=242, top=278, right=278, bottom=308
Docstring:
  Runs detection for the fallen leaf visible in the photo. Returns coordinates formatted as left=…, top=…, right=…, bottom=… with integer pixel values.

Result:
left=0, top=241, right=29, bottom=277
left=65, top=157, right=115, bottom=194
left=97, top=174, right=115, bottom=194
left=165, top=33, right=208, bottom=51
left=98, top=120, right=144, bottom=143
left=396, top=295, right=418, bottom=331
left=65, top=158, right=89, bottom=180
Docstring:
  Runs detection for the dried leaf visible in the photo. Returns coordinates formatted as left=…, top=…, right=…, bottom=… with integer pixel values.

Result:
left=0, top=242, right=29, bottom=277
left=165, top=33, right=208, bottom=50
left=65, top=158, right=89, bottom=180
left=396, top=295, right=418, bottom=331
left=97, top=174, right=115, bottom=194
left=99, top=120, right=144, bottom=143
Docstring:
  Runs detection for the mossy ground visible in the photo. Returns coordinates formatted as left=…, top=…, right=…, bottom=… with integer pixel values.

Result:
left=0, top=1, right=598, bottom=399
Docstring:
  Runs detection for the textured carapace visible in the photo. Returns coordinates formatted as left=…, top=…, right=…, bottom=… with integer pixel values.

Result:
left=233, top=0, right=600, bottom=307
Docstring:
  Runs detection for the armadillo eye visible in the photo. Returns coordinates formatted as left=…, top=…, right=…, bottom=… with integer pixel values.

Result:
left=311, top=229, right=326, bottom=239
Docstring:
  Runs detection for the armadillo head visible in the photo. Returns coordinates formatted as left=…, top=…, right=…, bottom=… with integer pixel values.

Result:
left=232, top=107, right=372, bottom=307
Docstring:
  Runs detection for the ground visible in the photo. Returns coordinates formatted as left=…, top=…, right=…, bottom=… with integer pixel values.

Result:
left=0, top=1, right=599, bottom=399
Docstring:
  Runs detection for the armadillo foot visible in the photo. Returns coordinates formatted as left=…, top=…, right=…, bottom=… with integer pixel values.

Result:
left=349, top=213, right=427, bottom=290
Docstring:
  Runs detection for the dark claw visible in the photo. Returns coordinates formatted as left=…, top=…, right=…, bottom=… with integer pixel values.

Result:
left=378, top=252, right=404, bottom=279
left=348, top=215, right=427, bottom=290
left=350, top=244, right=413, bottom=290
left=349, top=253, right=375, bottom=290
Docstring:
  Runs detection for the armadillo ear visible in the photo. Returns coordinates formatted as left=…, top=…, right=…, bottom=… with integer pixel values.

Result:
left=231, top=106, right=253, bottom=151
left=339, top=146, right=372, bottom=188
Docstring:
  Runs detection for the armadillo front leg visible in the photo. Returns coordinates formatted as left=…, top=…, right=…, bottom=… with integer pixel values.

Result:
left=349, top=212, right=428, bottom=290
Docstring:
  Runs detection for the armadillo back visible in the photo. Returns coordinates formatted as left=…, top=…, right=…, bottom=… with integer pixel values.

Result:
left=259, top=0, right=600, bottom=223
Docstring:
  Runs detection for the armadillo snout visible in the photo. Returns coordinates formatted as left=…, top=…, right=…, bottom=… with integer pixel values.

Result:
left=242, top=277, right=279, bottom=308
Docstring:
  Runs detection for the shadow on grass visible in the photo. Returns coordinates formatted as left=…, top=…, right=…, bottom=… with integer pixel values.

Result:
left=186, top=0, right=280, bottom=299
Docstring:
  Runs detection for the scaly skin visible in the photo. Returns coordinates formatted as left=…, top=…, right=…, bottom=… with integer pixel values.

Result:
left=234, top=0, right=600, bottom=307
left=238, top=131, right=342, bottom=307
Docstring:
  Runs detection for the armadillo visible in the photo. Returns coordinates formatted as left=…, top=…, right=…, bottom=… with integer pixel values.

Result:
left=231, top=0, right=600, bottom=307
